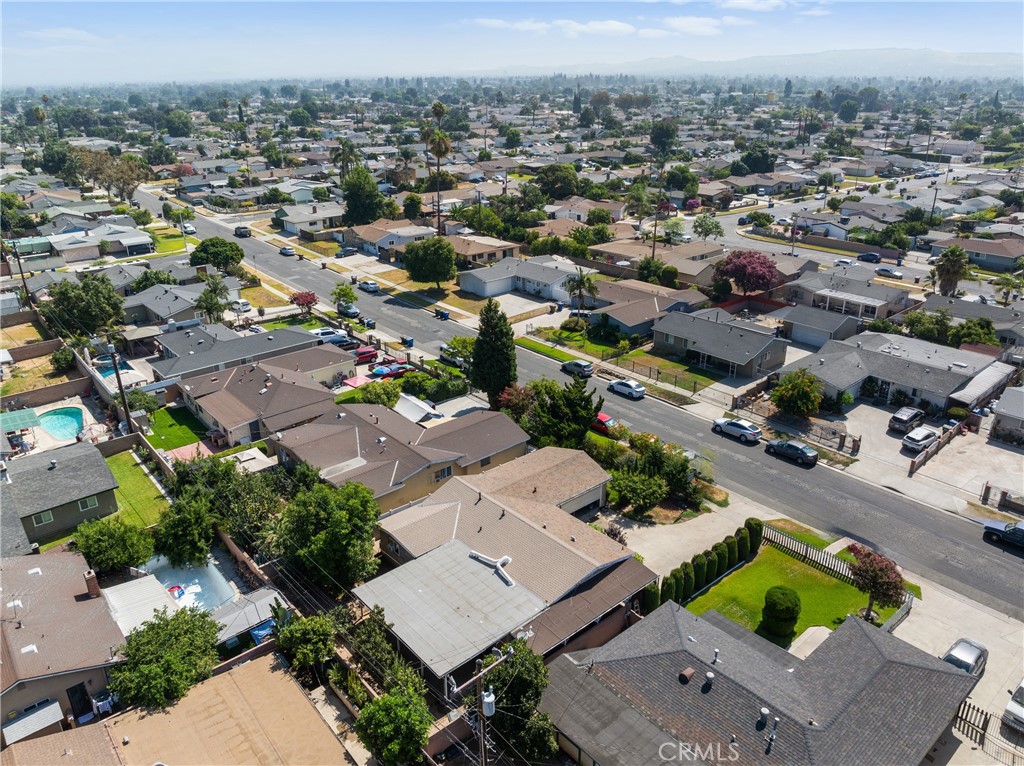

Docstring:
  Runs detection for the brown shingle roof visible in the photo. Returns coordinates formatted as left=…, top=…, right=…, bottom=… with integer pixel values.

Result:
left=463, top=446, right=608, bottom=506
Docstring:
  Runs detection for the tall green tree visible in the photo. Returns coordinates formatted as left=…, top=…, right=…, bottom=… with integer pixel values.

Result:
left=277, top=615, right=336, bottom=671
left=75, top=516, right=154, bottom=575
left=402, top=237, right=456, bottom=289
left=564, top=267, right=599, bottom=310
left=692, top=213, right=724, bottom=242
left=155, top=486, right=215, bottom=567
left=40, top=274, right=123, bottom=336
left=341, top=165, right=384, bottom=226
left=534, top=163, right=579, bottom=199
left=402, top=193, right=422, bottom=220
left=190, top=236, right=243, bottom=269
left=664, top=165, right=698, bottom=200
left=109, top=607, right=220, bottom=708
left=331, top=139, right=360, bottom=180
left=420, top=125, right=452, bottom=233
left=133, top=270, right=178, bottom=293
left=471, top=298, right=517, bottom=409
left=527, top=376, right=603, bottom=449
left=195, top=274, right=229, bottom=323
left=330, top=281, right=357, bottom=308
left=649, top=118, right=678, bottom=157
left=482, top=639, right=557, bottom=762
left=934, top=245, right=974, bottom=296
left=354, top=689, right=433, bottom=766
left=770, top=369, right=824, bottom=417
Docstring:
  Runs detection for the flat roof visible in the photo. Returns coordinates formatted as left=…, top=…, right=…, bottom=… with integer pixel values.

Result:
left=103, top=574, right=180, bottom=636
left=815, top=288, right=886, bottom=307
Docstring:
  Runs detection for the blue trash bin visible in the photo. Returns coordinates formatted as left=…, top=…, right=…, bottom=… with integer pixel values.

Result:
left=557, top=301, right=564, bottom=312
left=439, top=310, right=449, bottom=321
left=402, top=336, right=414, bottom=348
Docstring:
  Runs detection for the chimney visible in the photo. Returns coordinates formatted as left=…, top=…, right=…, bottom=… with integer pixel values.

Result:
left=84, top=570, right=101, bottom=599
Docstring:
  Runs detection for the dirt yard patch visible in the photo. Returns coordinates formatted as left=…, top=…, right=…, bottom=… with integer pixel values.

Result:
left=0, top=356, right=82, bottom=396
left=1, top=320, right=47, bottom=347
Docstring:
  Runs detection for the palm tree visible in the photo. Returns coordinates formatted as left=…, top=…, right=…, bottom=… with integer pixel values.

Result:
left=331, top=139, right=359, bottom=181
left=430, top=100, right=447, bottom=129
left=934, top=245, right=974, bottom=296
left=564, top=267, right=599, bottom=311
left=421, top=125, right=451, bottom=235
left=447, top=203, right=468, bottom=222
left=923, top=268, right=938, bottom=295
left=398, top=146, right=417, bottom=184
left=196, top=275, right=229, bottom=323
left=993, top=274, right=1023, bottom=305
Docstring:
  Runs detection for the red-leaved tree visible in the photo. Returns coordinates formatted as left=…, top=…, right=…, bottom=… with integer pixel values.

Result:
left=848, top=543, right=905, bottom=621
left=289, top=291, right=318, bottom=316
left=713, top=250, right=780, bottom=295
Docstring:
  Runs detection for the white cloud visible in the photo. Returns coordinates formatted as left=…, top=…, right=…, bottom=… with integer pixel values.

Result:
left=721, top=15, right=756, bottom=26
left=24, top=27, right=102, bottom=44
left=799, top=6, right=831, bottom=16
left=638, top=28, right=673, bottom=38
left=663, top=16, right=725, bottom=36
left=472, top=18, right=551, bottom=32
left=720, top=0, right=787, bottom=11
left=552, top=19, right=638, bottom=37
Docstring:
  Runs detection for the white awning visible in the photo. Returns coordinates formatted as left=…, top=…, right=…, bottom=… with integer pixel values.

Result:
left=949, top=362, right=1016, bottom=406
left=1, top=699, right=63, bottom=745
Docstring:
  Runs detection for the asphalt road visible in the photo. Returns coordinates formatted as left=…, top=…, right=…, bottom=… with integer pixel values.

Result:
left=138, top=185, right=1024, bottom=621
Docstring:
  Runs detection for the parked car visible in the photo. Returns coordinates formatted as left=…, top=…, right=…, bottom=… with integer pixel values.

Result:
left=858, top=252, right=882, bottom=263
left=358, top=280, right=380, bottom=293
left=561, top=359, right=594, bottom=378
left=591, top=412, right=619, bottom=436
left=371, top=362, right=414, bottom=379
left=335, top=246, right=359, bottom=257
left=607, top=379, right=646, bottom=400
left=130, top=199, right=141, bottom=208
left=439, top=343, right=468, bottom=370
left=229, top=299, right=252, bottom=314
left=764, top=439, right=819, bottom=466
left=776, top=217, right=793, bottom=226
left=279, top=246, right=296, bottom=256
left=310, top=327, right=357, bottom=349
left=875, top=266, right=904, bottom=280
left=888, top=407, right=926, bottom=434
left=982, top=519, right=1024, bottom=548
left=353, top=346, right=378, bottom=365
left=902, top=427, right=938, bottom=452
left=1005, top=678, right=1024, bottom=732
left=814, top=192, right=827, bottom=200
left=834, top=258, right=854, bottom=267
left=712, top=418, right=763, bottom=443
left=181, top=223, right=197, bottom=235
left=247, top=326, right=265, bottom=334
left=337, top=302, right=360, bottom=318
left=737, top=216, right=751, bottom=225
left=234, top=225, right=252, bottom=237
left=940, top=638, right=988, bottom=679
left=927, top=255, right=940, bottom=265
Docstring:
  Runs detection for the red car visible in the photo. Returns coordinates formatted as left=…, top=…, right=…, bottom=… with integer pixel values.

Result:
left=591, top=412, right=619, bottom=436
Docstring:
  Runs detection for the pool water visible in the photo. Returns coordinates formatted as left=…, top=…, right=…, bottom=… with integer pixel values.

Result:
left=38, top=407, right=84, bottom=440
left=97, top=360, right=134, bottom=379
left=143, top=554, right=236, bottom=612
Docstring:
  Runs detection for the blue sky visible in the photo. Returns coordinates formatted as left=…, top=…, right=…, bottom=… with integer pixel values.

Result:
left=3, top=1, right=1022, bottom=87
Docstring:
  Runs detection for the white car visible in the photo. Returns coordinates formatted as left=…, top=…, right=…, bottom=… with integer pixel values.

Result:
left=814, top=192, right=827, bottom=200
left=902, top=427, right=938, bottom=453
left=712, top=418, right=763, bottom=443
left=229, top=299, right=251, bottom=314
left=607, top=379, right=646, bottom=400
left=834, top=258, right=854, bottom=267
left=776, top=217, right=792, bottom=226
left=182, top=223, right=197, bottom=235
left=358, top=280, right=380, bottom=293
left=1005, top=678, right=1024, bottom=732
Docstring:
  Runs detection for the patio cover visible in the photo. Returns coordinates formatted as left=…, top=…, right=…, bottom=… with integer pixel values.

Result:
left=0, top=409, right=40, bottom=433
left=1, top=699, right=63, bottom=745
left=949, top=362, right=1015, bottom=407
left=122, top=325, right=163, bottom=341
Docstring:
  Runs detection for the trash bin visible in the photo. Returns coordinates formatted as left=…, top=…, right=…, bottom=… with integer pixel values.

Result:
left=401, top=336, right=414, bottom=348
left=350, top=276, right=358, bottom=285
left=364, top=318, right=376, bottom=330
left=439, top=310, right=449, bottom=321
left=556, top=301, right=564, bottom=312
left=914, top=276, right=921, bottom=284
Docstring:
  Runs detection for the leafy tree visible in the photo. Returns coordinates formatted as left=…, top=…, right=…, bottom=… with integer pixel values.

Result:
left=163, top=109, right=193, bottom=137
left=471, top=298, right=517, bottom=409
left=312, top=186, right=330, bottom=203
left=277, top=615, right=336, bottom=671
left=848, top=543, right=905, bottom=621
left=109, top=606, right=219, bottom=708
left=994, top=274, right=1024, bottom=305
left=610, top=471, right=668, bottom=514
left=49, top=346, right=75, bottom=372
left=564, top=267, right=599, bottom=310
left=747, top=211, right=774, bottom=228
left=128, top=208, right=153, bottom=226
left=355, top=689, right=432, bottom=766
left=289, top=290, right=318, bottom=316
left=770, top=369, right=824, bottom=417
left=75, top=516, right=154, bottom=575
left=949, top=317, right=999, bottom=347
left=837, top=99, right=860, bottom=123
left=155, top=486, right=215, bottom=567
left=826, top=197, right=842, bottom=213
left=535, top=163, right=579, bottom=199
left=760, top=586, right=801, bottom=638
left=692, top=213, right=724, bottom=242
left=650, top=118, right=678, bottom=157
left=664, top=165, right=698, bottom=200
left=330, top=282, right=357, bottom=308
left=341, top=165, right=384, bottom=226
left=262, top=186, right=295, bottom=205
left=713, top=250, right=779, bottom=294
left=503, top=126, right=521, bottom=149
left=281, top=481, right=379, bottom=591
left=190, top=237, right=244, bottom=270
left=586, top=207, right=612, bottom=225
left=144, top=143, right=176, bottom=166
left=738, top=143, right=776, bottom=174
left=866, top=317, right=900, bottom=334
left=402, top=193, right=422, bottom=220
left=902, top=309, right=951, bottom=344
left=289, top=107, right=313, bottom=127
left=360, top=379, right=402, bottom=407
left=40, top=274, right=123, bottom=336
left=133, top=269, right=178, bottom=293
left=483, top=639, right=557, bottom=762
left=403, top=237, right=456, bottom=288
left=125, top=387, right=160, bottom=414
left=934, top=245, right=973, bottom=296
left=528, top=376, right=603, bottom=449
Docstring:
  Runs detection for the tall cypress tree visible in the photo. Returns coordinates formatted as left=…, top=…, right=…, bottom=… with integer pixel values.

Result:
left=471, top=298, right=517, bottom=409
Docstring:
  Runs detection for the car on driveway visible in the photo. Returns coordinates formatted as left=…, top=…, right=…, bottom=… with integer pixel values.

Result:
left=279, top=246, right=296, bottom=256
left=875, top=266, right=903, bottom=280
left=371, top=362, right=414, bottom=379
left=607, top=379, right=646, bottom=399
left=336, top=247, right=359, bottom=257
left=561, top=359, right=594, bottom=378
left=927, top=255, right=940, bottom=265
left=229, top=299, right=251, bottom=314
left=776, top=217, right=793, bottom=226
left=439, top=343, right=469, bottom=371
left=858, top=251, right=882, bottom=263
left=1005, top=678, right=1024, bottom=731
left=358, top=280, right=380, bottom=293
left=764, top=439, right=819, bottom=465
left=310, top=327, right=358, bottom=348
left=982, top=519, right=1024, bottom=548
left=902, top=427, right=938, bottom=452
left=591, top=412, right=620, bottom=436
left=940, top=638, right=988, bottom=680
left=712, top=418, right=763, bottom=443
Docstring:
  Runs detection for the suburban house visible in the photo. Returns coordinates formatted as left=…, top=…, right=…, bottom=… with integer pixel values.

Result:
left=539, top=601, right=976, bottom=766
left=930, top=237, right=1024, bottom=272
left=722, top=172, right=807, bottom=195
left=268, top=405, right=530, bottom=511
left=549, top=196, right=628, bottom=222
left=772, top=272, right=912, bottom=320
left=269, top=179, right=332, bottom=204
left=2, top=653, right=349, bottom=765
left=0, top=443, right=118, bottom=555
left=123, top=279, right=242, bottom=326
left=793, top=211, right=855, bottom=240
left=337, top=219, right=435, bottom=258
left=356, top=459, right=655, bottom=687
left=178, top=351, right=347, bottom=447
left=48, top=225, right=155, bottom=264
left=590, top=280, right=708, bottom=337
left=272, top=203, right=345, bottom=235
left=778, top=304, right=862, bottom=348
left=920, top=295, right=1024, bottom=347
left=457, top=255, right=596, bottom=300
left=444, top=234, right=520, bottom=266
left=991, top=387, right=1024, bottom=442
left=652, top=310, right=790, bottom=378
left=150, top=325, right=321, bottom=381
left=1, top=551, right=125, bottom=748
left=586, top=240, right=727, bottom=287
left=777, top=332, right=1016, bottom=410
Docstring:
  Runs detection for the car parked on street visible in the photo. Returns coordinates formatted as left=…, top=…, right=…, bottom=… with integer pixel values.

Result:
left=858, top=252, right=882, bottom=263
left=234, top=225, right=251, bottom=237
left=764, top=439, right=819, bottom=466
left=561, top=359, right=594, bottom=378
left=337, top=302, right=360, bottom=318
left=607, top=379, right=646, bottom=399
left=279, top=246, right=296, bottom=256
left=712, top=418, right=763, bottom=443
left=737, top=216, right=751, bottom=225
left=940, top=638, right=988, bottom=680
left=182, top=223, right=197, bottom=235
left=982, top=519, right=1024, bottom=548
left=902, top=427, right=938, bottom=452
left=591, top=412, right=620, bottom=436
left=814, top=192, right=827, bottom=200
left=875, top=266, right=904, bottom=280
left=358, top=280, right=380, bottom=293
left=834, top=258, right=854, bottom=267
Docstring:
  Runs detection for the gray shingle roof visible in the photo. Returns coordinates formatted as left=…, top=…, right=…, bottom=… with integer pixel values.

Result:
left=653, top=312, right=787, bottom=364
left=151, top=326, right=320, bottom=379
left=782, top=305, right=861, bottom=333
left=0, top=442, right=117, bottom=520
left=540, top=602, right=975, bottom=766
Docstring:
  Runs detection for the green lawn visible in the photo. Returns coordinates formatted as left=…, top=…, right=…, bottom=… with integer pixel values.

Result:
left=515, top=337, right=578, bottom=362
left=151, top=229, right=200, bottom=254
left=687, top=546, right=900, bottom=646
left=766, top=519, right=835, bottom=550
left=148, top=406, right=208, bottom=449
left=536, top=327, right=621, bottom=359
left=619, top=349, right=723, bottom=392
left=262, top=315, right=321, bottom=331
left=106, top=452, right=169, bottom=527
left=334, top=388, right=363, bottom=404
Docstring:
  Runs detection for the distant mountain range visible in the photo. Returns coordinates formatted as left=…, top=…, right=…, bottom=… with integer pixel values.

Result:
left=477, top=49, right=1022, bottom=80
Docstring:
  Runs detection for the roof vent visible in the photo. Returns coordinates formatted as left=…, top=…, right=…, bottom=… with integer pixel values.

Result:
left=760, top=707, right=771, bottom=725
left=704, top=671, right=715, bottom=687
left=49, top=459, right=57, bottom=470
left=20, top=644, right=38, bottom=654
left=679, top=667, right=695, bottom=684
left=267, top=335, right=274, bottom=340
left=819, top=358, right=824, bottom=365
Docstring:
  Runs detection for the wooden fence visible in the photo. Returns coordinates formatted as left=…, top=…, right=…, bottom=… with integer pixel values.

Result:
left=909, top=422, right=966, bottom=476
left=761, top=525, right=854, bottom=584
left=954, top=699, right=1024, bottom=766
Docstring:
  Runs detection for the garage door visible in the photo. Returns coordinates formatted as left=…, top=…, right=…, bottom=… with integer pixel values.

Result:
left=790, top=325, right=829, bottom=348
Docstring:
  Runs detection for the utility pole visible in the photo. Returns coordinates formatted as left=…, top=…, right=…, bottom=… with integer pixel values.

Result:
left=107, top=338, right=133, bottom=435
left=12, top=246, right=31, bottom=306
left=451, top=647, right=513, bottom=766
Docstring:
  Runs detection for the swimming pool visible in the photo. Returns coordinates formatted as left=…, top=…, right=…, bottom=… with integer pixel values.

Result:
left=97, top=360, right=134, bottom=379
left=38, top=407, right=84, bottom=440
left=143, top=554, right=236, bottom=612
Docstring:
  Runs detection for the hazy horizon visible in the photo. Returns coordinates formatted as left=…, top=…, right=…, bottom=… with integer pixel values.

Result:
left=3, top=1, right=1023, bottom=88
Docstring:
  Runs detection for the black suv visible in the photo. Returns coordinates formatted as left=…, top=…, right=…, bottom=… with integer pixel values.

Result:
left=858, top=252, right=881, bottom=264
left=234, top=225, right=252, bottom=238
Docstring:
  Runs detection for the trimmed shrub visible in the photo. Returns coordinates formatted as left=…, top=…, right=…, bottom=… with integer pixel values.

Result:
left=691, top=553, right=707, bottom=592
left=50, top=346, right=75, bottom=372
left=642, top=582, right=661, bottom=615
left=947, top=406, right=969, bottom=421
left=704, top=549, right=719, bottom=583
left=761, top=585, right=801, bottom=638
left=737, top=528, right=750, bottom=561
left=713, top=542, right=729, bottom=578
left=745, top=517, right=764, bottom=556
left=681, top=562, right=695, bottom=601
left=660, top=576, right=677, bottom=605
left=725, top=535, right=739, bottom=569
left=670, top=568, right=686, bottom=604
left=560, top=317, right=588, bottom=333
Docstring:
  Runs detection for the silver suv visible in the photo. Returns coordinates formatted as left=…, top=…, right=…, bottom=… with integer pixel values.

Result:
left=561, top=359, right=594, bottom=378
left=888, top=407, right=925, bottom=433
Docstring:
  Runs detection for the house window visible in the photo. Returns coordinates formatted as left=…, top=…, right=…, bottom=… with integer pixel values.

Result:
left=480, top=456, right=491, bottom=468
left=32, top=511, right=54, bottom=527
left=78, top=496, right=99, bottom=512
left=435, top=466, right=453, bottom=482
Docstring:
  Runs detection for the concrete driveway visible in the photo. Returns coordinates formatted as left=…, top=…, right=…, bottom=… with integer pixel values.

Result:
left=916, top=420, right=1024, bottom=497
